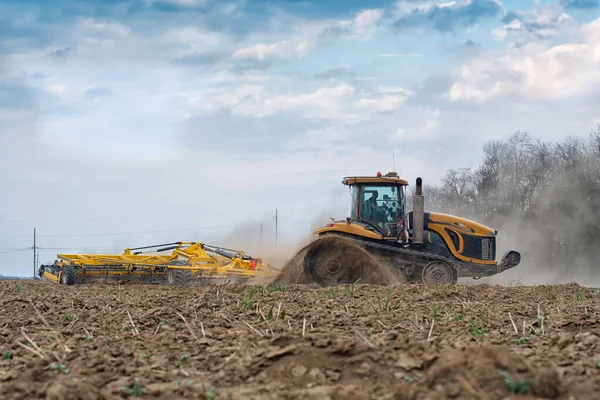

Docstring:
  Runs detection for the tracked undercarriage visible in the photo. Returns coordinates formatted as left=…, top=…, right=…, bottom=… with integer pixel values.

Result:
left=302, top=231, right=520, bottom=286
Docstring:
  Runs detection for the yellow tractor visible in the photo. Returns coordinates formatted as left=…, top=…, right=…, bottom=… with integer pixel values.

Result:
left=300, top=172, right=521, bottom=285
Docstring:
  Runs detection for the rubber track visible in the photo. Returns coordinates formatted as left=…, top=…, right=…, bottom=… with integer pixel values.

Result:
left=318, top=232, right=467, bottom=278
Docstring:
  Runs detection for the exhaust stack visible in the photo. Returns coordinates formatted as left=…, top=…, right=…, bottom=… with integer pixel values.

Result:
left=413, top=177, right=424, bottom=245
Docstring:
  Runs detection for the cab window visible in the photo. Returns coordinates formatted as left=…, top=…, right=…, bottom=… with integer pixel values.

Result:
left=360, top=185, right=402, bottom=227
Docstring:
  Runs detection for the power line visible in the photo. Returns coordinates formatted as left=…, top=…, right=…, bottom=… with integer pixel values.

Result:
left=0, top=222, right=265, bottom=239
left=0, top=218, right=313, bottom=240
left=0, top=248, right=30, bottom=255
left=36, top=247, right=124, bottom=251
left=0, top=208, right=308, bottom=224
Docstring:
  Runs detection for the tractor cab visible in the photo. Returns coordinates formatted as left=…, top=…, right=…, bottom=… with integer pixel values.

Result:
left=342, top=172, right=408, bottom=239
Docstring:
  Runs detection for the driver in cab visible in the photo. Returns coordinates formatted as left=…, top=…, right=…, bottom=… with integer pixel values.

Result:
left=367, top=191, right=387, bottom=223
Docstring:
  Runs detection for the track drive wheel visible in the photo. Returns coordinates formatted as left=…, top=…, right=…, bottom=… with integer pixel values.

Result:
left=60, top=265, right=76, bottom=285
left=165, top=268, right=192, bottom=285
left=303, top=236, right=375, bottom=286
left=421, top=261, right=456, bottom=285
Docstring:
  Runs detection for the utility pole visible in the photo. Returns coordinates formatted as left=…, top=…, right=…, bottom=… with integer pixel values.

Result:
left=260, top=223, right=263, bottom=252
left=33, top=228, right=36, bottom=279
left=273, top=209, right=278, bottom=246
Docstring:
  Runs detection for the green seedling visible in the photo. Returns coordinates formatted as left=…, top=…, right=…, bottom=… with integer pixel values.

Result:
left=241, top=287, right=258, bottom=309
left=499, top=370, right=533, bottom=394
left=177, top=354, right=190, bottom=367
left=61, top=313, right=79, bottom=326
left=513, top=336, right=531, bottom=348
left=344, top=285, right=355, bottom=297
left=432, top=304, right=440, bottom=322
left=268, top=284, right=288, bottom=293
left=120, top=378, right=147, bottom=397
left=574, top=289, right=587, bottom=301
left=49, top=363, right=69, bottom=374
left=403, top=373, right=423, bottom=383
left=207, top=386, right=216, bottom=400
left=467, top=321, right=487, bottom=341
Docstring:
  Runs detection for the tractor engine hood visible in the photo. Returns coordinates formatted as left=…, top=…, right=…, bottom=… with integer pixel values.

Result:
left=409, top=211, right=497, bottom=237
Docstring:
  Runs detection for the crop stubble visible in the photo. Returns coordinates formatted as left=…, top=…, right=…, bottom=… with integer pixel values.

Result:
left=0, top=280, right=599, bottom=399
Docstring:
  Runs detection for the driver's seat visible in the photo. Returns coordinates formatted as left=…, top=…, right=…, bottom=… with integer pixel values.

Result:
left=362, top=200, right=372, bottom=219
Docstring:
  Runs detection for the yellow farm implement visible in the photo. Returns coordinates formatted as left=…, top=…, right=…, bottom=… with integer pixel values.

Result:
left=38, top=241, right=278, bottom=285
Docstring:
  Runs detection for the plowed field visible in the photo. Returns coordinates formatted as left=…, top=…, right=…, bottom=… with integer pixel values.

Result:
left=1, top=280, right=599, bottom=399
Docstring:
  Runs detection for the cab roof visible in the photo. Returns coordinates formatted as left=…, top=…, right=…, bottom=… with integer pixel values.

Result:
left=342, top=172, right=409, bottom=186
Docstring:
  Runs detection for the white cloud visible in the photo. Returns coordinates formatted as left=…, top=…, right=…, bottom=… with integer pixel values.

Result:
left=230, top=8, right=384, bottom=62
left=78, top=18, right=131, bottom=38
left=493, top=7, right=574, bottom=40
left=377, top=53, right=423, bottom=57
left=232, top=40, right=312, bottom=61
left=357, top=86, right=412, bottom=112
left=449, top=17, right=600, bottom=101
left=376, top=85, right=412, bottom=95
left=391, top=108, right=441, bottom=143
left=394, top=0, right=437, bottom=17
left=190, top=84, right=359, bottom=118
left=338, top=9, right=384, bottom=39
left=189, top=83, right=418, bottom=119
left=159, top=0, right=207, bottom=5
left=165, top=27, right=224, bottom=48
left=357, top=96, right=408, bottom=112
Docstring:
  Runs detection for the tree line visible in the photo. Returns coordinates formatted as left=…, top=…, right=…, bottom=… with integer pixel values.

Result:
left=411, top=125, right=600, bottom=270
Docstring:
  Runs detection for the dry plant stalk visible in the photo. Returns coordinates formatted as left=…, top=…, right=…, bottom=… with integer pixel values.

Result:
left=28, top=300, right=71, bottom=354
left=20, top=328, right=44, bottom=355
left=16, top=342, right=45, bottom=359
left=353, top=329, right=374, bottom=348
left=243, top=321, right=264, bottom=337
left=456, top=374, right=488, bottom=400
left=427, top=318, right=435, bottom=342
left=220, top=313, right=233, bottom=325
left=176, top=312, right=197, bottom=340
left=302, top=318, right=306, bottom=337
left=126, top=311, right=140, bottom=336
left=258, top=308, right=274, bottom=337
left=508, top=312, right=518, bottom=334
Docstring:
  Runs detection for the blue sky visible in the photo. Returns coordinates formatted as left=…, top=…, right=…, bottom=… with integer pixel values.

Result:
left=1, top=0, right=599, bottom=276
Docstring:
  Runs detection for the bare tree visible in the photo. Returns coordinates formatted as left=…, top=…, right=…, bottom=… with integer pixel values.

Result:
left=424, top=126, right=600, bottom=273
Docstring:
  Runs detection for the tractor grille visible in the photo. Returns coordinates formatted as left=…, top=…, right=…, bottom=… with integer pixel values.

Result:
left=455, top=234, right=497, bottom=261
left=481, top=237, right=495, bottom=260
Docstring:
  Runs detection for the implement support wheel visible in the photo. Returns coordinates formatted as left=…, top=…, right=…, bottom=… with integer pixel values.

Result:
left=421, top=261, right=456, bottom=285
left=165, top=268, right=192, bottom=285
left=60, top=266, right=76, bottom=285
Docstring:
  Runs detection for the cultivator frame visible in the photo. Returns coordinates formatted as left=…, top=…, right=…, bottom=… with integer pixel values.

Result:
left=38, top=241, right=278, bottom=285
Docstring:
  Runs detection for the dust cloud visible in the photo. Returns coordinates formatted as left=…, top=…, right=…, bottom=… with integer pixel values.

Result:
left=480, top=181, right=600, bottom=288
